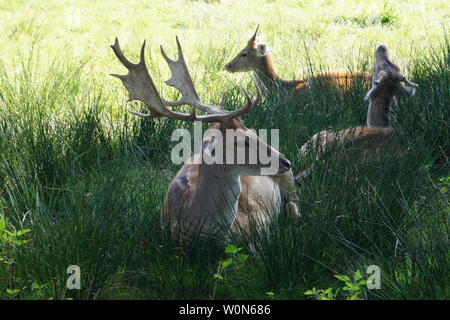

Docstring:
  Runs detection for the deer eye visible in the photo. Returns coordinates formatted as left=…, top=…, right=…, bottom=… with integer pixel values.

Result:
left=241, top=52, right=248, bottom=58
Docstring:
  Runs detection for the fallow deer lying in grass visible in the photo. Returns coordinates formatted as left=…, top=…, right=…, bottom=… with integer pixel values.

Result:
left=111, top=37, right=299, bottom=244
left=296, top=45, right=418, bottom=179
left=225, top=26, right=371, bottom=94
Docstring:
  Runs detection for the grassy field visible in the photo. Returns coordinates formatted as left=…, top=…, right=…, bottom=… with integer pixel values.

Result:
left=0, top=0, right=449, bottom=299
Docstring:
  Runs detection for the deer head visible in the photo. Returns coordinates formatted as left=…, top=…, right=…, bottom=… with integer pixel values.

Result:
left=111, top=37, right=291, bottom=177
left=365, top=45, right=418, bottom=127
left=199, top=118, right=291, bottom=177
left=224, top=25, right=271, bottom=74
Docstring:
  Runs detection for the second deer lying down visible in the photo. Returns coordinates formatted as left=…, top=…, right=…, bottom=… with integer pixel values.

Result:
left=111, top=37, right=300, bottom=243
left=297, top=45, right=418, bottom=176
left=225, top=26, right=371, bottom=94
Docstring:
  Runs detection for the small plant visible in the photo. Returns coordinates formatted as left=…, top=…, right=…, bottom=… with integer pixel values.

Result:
left=335, top=269, right=367, bottom=300
left=437, top=176, right=449, bottom=195
left=304, top=270, right=367, bottom=300
left=211, top=244, right=249, bottom=299
left=0, top=214, right=31, bottom=299
left=215, top=244, right=249, bottom=276
left=0, top=215, right=31, bottom=265
left=5, top=282, right=50, bottom=300
left=304, top=287, right=337, bottom=300
left=0, top=216, right=54, bottom=299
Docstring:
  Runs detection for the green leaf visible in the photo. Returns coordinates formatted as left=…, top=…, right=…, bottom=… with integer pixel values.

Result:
left=304, top=289, right=316, bottom=295
left=345, top=281, right=354, bottom=288
left=31, top=282, right=46, bottom=290
left=236, top=253, right=248, bottom=262
left=213, top=274, right=224, bottom=280
left=224, top=244, right=243, bottom=255
left=15, top=229, right=31, bottom=237
left=224, top=244, right=238, bottom=254
left=324, top=288, right=333, bottom=294
left=334, top=274, right=350, bottom=282
left=221, top=258, right=233, bottom=268
left=6, top=288, right=21, bottom=295
left=354, top=270, right=362, bottom=281
left=0, top=216, right=6, bottom=232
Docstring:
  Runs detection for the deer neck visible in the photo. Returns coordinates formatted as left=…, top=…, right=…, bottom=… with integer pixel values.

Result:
left=367, top=95, right=392, bottom=128
left=253, top=54, right=295, bottom=92
left=189, top=163, right=241, bottom=237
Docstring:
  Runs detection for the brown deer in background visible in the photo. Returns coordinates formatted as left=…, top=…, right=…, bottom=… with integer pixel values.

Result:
left=111, top=37, right=299, bottom=244
left=225, top=26, right=371, bottom=94
left=296, top=45, right=418, bottom=179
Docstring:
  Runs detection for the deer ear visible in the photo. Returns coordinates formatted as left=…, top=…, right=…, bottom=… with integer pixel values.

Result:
left=398, top=84, right=417, bottom=97
left=398, top=75, right=418, bottom=97
left=256, top=43, right=268, bottom=57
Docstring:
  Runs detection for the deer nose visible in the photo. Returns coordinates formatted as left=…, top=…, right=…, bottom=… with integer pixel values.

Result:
left=225, top=63, right=232, bottom=70
left=280, top=158, right=291, bottom=169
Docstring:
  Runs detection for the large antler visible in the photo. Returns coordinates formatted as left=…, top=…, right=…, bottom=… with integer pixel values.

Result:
left=110, top=37, right=260, bottom=122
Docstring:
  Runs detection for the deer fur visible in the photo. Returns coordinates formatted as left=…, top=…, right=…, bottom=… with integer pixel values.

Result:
left=162, top=118, right=299, bottom=242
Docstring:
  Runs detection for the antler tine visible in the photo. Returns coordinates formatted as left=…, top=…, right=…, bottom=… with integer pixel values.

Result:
left=175, top=36, right=184, bottom=63
left=245, top=85, right=262, bottom=113
left=249, top=25, right=260, bottom=43
left=160, top=45, right=175, bottom=64
left=160, top=36, right=185, bottom=64
left=111, top=38, right=136, bottom=70
left=239, top=87, right=261, bottom=114
left=139, top=40, right=147, bottom=66
left=253, top=25, right=260, bottom=38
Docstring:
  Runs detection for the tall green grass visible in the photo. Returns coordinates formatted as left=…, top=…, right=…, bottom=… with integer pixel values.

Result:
left=0, top=0, right=449, bottom=300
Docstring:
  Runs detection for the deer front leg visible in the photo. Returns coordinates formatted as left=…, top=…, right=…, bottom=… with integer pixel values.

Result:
left=285, top=201, right=300, bottom=223
left=278, top=170, right=301, bottom=223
